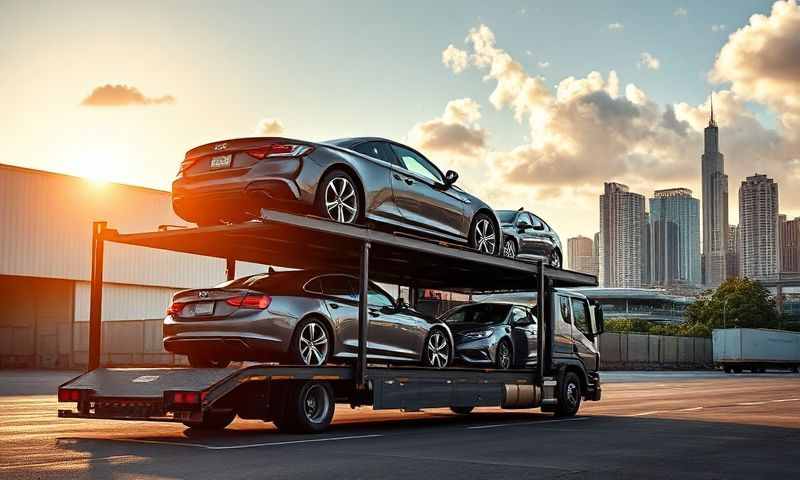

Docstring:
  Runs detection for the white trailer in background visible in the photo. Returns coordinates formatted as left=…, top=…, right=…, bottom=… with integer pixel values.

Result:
left=713, top=328, right=800, bottom=373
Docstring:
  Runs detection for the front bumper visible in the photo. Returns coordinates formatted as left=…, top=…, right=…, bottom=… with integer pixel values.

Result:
left=454, top=337, right=497, bottom=365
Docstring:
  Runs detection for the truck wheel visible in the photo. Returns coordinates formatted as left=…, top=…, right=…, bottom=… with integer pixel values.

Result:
left=183, top=410, right=236, bottom=430
left=723, top=366, right=732, bottom=373
left=273, top=381, right=335, bottom=434
left=555, top=372, right=582, bottom=417
left=450, top=406, right=474, bottom=415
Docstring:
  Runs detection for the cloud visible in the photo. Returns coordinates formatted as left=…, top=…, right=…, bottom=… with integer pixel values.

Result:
left=537, top=61, right=550, bottom=68
left=710, top=0, right=800, bottom=132
left=442, top=44, right=469, bottom=73
left=608, top=23, right=624, bottom=31
left=711, top=24, right=726, bottom=32
left=80, top=84, right=175, bottom=106
left=407, top=98, right=488, bottom=159
left=256, top=118, right=285, bottom=136
left=638, top=52, right=661, bottom=70
left=674, top=7, right=688, bottom=16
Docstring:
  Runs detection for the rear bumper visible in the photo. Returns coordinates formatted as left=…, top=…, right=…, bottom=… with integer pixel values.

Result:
left=163, top=334, right=289, bottom=362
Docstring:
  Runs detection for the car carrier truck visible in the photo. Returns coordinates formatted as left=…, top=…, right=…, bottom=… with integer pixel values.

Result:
left=58, top=209, right=603, bottom=433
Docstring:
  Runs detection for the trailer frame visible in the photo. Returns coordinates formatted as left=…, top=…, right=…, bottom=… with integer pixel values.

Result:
left=60, top=209, right=600, bottom=432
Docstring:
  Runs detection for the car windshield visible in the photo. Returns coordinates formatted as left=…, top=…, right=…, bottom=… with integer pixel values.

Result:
left=496, top=211, right=517, bottom=224
left=442, top=303, right=512, bottom=325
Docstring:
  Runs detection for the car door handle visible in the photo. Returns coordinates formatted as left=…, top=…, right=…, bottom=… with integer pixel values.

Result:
left=329, top=302, right=339, bottom=309
left=404, top=178, right=414, bottom=185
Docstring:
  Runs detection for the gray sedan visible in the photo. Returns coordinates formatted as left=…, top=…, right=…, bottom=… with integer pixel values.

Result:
left=163, top=270, right=453, bottom=369
left=441, top=301, right=538, bottom=369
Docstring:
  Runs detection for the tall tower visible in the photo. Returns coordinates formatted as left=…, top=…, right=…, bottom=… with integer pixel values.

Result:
left=599, top=182, right=645, bottom=288
left=738, top=174, right=779, bottom=279
left=649, top=188, right=701, bottom=287
left=701, top=95, right=729, bottom=287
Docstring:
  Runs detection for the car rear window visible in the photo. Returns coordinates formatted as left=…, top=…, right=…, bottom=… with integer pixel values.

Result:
left=443, top=303, right=512, bottom=325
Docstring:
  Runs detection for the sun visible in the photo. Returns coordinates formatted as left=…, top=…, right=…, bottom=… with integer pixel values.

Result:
left=69, top=144, right=130, bottom=185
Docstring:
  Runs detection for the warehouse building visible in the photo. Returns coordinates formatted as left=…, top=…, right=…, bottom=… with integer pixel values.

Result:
left=0, top=163, right=268, bottom=368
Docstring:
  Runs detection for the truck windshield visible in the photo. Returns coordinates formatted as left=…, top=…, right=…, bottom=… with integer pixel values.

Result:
left=442, top=303, right=512, bottom=325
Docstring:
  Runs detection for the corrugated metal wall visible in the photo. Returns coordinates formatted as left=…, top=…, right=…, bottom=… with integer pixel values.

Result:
left=0, top=164, right=263, bottom=287
left=73, top=281, right=179, bottom=322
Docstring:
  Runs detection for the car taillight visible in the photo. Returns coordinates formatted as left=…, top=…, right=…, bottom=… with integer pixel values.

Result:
left=166, top=390, right=206, bottom=408
left=246, top=144, right=313, bottom=160
left=58, top=389, right=83, bottom=402
left=226, top=294, right=270, bottom=309
left=167, top=302, right=186, bottom=315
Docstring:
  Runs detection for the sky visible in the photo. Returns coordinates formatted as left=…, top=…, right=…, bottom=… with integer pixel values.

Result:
left=2, top=0, right=799, bottom=244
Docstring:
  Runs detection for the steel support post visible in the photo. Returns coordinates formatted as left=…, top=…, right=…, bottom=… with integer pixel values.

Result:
left=356, top=241, right=371, bottom=389
left=226, top=258, right=236, bottom=281
left=537, top=260, right=546, bottom=381
left=88, top=221, right=107, bottom=371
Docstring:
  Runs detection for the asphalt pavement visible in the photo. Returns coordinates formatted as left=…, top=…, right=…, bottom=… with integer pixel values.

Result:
left=2, top=369, right=799, bottom=479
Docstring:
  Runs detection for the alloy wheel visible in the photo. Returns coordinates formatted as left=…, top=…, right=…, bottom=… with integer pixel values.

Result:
left=549, top=250, right=561, bottom=269
left=497, top=342, right=511, bottom=369
left=473, top=219, right=497, bottom=254
left=566, top=381, right=579, bottom=407
left=324, top=177, right=358, bottom=224
left=426, top=331, right=450, bottom=368
left=299, top=322, right=329, bottom=366
left=502, top=240, right=516, bottom=259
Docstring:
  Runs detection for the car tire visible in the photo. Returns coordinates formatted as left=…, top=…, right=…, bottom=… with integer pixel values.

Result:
left=548, top=249, right=562, bottom=269
left=555, top=371, right=582, bottom=417
left=502, top=239, right=517, bottom=259
left=187, top=354, right=230, bottom=369
left=470, top=213, right=499, bottom=256
left=291, top=317, right=332, bottom=366
left=495, top=339, right=513, bottom=370
left=317, top=169, right=363, bottom=225
left=422, top=328, right=452, bottom=369
left=273, top=382, right=335, bottom=434
left=450, top=406, right=474, bottom=415
left=182, top=410, right=236, bottom=430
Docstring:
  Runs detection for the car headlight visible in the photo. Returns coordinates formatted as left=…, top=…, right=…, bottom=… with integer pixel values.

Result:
left=463, top=329, right=493, bottom=339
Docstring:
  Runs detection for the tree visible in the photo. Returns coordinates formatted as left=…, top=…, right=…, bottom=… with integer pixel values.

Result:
left=685, top=277, right=779, bottom=330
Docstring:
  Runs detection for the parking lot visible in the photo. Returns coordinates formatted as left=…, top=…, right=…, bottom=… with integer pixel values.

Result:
left=1, top=370, right=798, bottom=479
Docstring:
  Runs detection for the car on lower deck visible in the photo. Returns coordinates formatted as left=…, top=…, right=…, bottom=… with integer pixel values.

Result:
left=496, top=208, right=563, bottom=267
left=172, top=136, right=502, bottom=255
left=441, top=301, right=539, bottom=369
left=162, top=270, right=454, bottom=369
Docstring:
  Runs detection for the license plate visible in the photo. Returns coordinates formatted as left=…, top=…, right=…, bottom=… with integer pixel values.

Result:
left=209, top=154, right=232, bottom=169
left=193, top=302, right=214, bottom=316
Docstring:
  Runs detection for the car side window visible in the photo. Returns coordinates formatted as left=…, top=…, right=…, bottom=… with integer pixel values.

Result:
left=530, top=214, right=544, bottom=230
left=558, top=295, right=572, bottom=324
left=571, top=298, right=591, bottom=335
left=509, top=307, right=529, bottom=324
left=367, top=283, right=394, bottom=307
left=320, top=275, right=358, bottom=301
left=353, top=142, right=382, bottom=160
left=390, top=145, right=443, bottom=183
left=519, top=213, right=534, bottom=226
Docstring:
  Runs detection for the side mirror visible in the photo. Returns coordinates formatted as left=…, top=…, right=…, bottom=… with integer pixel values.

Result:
left=592, top=304, right=604, bottom=335
left=517, top=220, right=531, bottom=231
left=396, top=297, right=409, bottom=309
left=444, top=170, right=459, bottom=186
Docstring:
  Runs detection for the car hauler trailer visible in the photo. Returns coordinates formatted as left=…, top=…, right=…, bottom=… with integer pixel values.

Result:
left=58, top=209, right=601, bottom=433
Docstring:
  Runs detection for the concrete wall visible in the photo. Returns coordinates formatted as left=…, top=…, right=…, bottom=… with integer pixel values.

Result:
left=599, top=332, right=713, bottom=370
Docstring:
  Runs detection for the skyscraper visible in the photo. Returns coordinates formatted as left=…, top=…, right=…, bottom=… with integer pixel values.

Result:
left=567, top=235, right=598, bottom=277
left=738, top=174, right=779, bottom=279
left=701, top=97, right=729, bottom=287
left=599, top=182, right=645, bottom=288
left=649, top=188, right=701, bottom=287
left=782, top=217, right=800, bottom=273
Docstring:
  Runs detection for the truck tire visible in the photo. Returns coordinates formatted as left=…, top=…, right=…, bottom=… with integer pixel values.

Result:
left=183, top=410, right=236, bottom=430
left=555, top=372, right=582, bottom=417
left=450, top=406, right=474, bottom=415
left=273, top=381, right=335, bottom=434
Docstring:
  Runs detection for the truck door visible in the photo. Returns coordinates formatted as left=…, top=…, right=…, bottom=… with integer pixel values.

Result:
left=554, top=295, right=575, bottom=357
left=570, top=297, right=598, bottom=372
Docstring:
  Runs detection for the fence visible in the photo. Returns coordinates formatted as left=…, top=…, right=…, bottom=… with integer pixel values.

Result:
left=599, top=332, right=712, bottom=370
